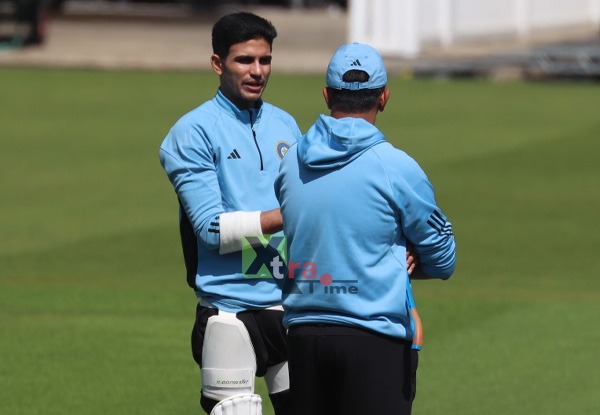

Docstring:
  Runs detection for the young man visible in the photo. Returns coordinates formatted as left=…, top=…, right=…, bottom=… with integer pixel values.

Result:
left=159, top=12, right=301, bottom=415
left=274, top=43, right=457, bottom=415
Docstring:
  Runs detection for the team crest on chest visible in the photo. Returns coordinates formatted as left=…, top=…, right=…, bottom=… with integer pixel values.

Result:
left=275, top=141, right=291, bottom=160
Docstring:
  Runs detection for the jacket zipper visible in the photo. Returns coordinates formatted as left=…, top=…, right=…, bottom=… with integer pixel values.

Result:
left=248, top=110, right=264, bottom=171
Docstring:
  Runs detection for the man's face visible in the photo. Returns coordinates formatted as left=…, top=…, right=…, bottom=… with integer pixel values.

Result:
left=211, top=38, right=273, bottom=110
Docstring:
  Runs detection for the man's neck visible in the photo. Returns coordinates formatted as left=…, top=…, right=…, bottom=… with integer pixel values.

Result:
left=330, top=109, right=378, bottom=125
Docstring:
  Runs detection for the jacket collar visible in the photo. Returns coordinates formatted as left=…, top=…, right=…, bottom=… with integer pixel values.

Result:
left=214, top=89, right=263, bottom=123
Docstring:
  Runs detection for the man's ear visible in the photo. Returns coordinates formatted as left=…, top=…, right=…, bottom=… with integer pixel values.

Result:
left=322, top=87, right=332, bottom=110
left=210, top=54, right=223, bottom=75
left=378, top=87, right=390, bottom=112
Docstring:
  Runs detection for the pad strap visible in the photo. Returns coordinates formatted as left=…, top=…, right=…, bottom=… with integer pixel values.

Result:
left=264, top=362, right=289, bottom=394
left=202, top=368, right=255, bottom=392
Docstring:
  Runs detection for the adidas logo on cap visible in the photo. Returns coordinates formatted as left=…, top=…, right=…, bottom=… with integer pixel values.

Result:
left=326, top=43, right=388, bottom=90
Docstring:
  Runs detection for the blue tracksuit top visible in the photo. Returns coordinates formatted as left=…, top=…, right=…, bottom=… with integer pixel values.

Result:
left=159, top=89, right=301, bottom=312
left=274, top=114, right=456, bottom=339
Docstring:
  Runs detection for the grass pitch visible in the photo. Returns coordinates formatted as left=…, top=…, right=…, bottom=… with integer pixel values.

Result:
left=1, top=67, right=599, bottom=414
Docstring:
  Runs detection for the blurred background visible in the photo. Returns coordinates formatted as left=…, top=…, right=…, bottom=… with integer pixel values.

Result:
left=1, top=0, right=599, bottom=79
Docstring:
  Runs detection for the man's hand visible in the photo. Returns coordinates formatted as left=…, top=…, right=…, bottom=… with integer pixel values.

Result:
left=407, top=249, right=437, bottom=280
left=260, top=208, right=283, bottom=234
left=406, top=249, right=419, bottom=275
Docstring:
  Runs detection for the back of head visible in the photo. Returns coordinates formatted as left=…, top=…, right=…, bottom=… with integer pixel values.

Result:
left=212, top=12, right=278, bottom=59
left=325, top=43, right=387, bottom=113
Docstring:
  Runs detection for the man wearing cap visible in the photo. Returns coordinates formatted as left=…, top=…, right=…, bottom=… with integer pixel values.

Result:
left=274, top=43, right=457, bottom=414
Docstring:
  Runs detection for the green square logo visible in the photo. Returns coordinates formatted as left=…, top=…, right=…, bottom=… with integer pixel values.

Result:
left=241, top=234, right=287, bottom=279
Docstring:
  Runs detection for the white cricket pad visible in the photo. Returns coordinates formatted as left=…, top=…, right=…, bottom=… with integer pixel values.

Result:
left=201, top=312, right=257, bottom=401
left=209, top=394, right=262, bottom=415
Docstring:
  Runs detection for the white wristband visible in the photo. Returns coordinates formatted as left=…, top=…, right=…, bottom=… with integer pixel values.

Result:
left=219, top=211, right=262, bottom=254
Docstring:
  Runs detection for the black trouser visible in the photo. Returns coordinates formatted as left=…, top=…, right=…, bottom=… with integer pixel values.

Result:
left=287, top=324, right=418, bottom=415
left=191, top=305, right=290, bottom=414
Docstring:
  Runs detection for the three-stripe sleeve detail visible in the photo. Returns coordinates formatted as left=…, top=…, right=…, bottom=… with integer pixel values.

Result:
left=427, top=210, right=453, bottom=236
left=208, top=216, right=220, bottom=234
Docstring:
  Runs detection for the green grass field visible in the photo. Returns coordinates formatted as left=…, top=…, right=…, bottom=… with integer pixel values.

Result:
left=1, top=67, right=599, bottom=414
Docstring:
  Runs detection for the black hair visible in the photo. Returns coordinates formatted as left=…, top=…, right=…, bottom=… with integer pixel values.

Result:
left=327, top=70, right=385, bottom=113
left=212, top=12, right=278, bottom=59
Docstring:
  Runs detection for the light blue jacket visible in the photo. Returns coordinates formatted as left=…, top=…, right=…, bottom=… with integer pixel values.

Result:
left=160, top=89, right=301, bottom=312
left=275, top=114, right=455, bottom=339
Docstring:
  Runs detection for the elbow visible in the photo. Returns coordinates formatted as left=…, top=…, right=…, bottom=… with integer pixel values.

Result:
left=438, top=246, right=457, bottom=280
left=420, top=261, right=455, bottom=280
left=438, top=262, right=455, bottom=280
left=419, top=243, right=456, bottom=280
